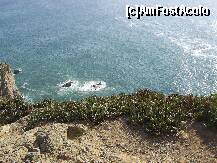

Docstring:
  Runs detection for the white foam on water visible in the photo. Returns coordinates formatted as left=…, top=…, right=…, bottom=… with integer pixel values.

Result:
left=57, top=80, right=80, bottom=94
left=21, top=82, right=39, bottom=92
left=22, top=94, right=33, bottom=103
left=168, top=36, right=217, bottom=59
left=21, top=82, right=29, bottom=89
left=57, top=80, right=79, bottom=88
left=57, top=80, right=107, bottom=95
left=79, top=81, right=106, bottom=92
left=166, top=30, right=217, bottom=95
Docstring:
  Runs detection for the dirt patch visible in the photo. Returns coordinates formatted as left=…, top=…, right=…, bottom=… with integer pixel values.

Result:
left=0, top=118, right=216, bottom=162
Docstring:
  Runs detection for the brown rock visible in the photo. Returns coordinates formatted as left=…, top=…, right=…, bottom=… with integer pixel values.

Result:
left=67, top=126, right=86, bottom=140
left=34, top=129, right=54, bottom=154
left=0, top=63, right=20, bottom=98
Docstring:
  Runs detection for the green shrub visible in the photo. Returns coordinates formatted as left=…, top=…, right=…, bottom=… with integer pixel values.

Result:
left=1, top=89, right=217, bottom=135
left=0, top=97, right=30, bottom=124
left=195, top=95, right=217, bottom=128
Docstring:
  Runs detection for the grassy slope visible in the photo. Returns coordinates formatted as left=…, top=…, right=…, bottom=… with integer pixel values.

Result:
left=0, top=89, right=217, bottom=135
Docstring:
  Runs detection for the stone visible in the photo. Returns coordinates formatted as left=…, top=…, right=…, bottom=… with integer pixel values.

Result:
left=24, top=151, right=40, bottom=162
left=67, top=126, right=86, bottom=140
left=0, top=64, right=21, bottom=98
left=13, top=69, right=22, bottom=75
left=34, top=129, right=54, bottom=154
left=61, top=81, right=74, bottom=88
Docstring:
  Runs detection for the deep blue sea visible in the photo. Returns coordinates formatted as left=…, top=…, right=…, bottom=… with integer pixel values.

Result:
left=1, top=0, right=217, bottom=101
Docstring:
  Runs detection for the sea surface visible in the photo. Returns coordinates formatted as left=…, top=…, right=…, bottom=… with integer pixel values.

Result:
left=1, top=0, right=217, bottom=101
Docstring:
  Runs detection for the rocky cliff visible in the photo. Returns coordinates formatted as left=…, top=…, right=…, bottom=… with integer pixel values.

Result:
left=0, top=63, right=20, bottom=98
left=0, top=118, right=217, bottom=162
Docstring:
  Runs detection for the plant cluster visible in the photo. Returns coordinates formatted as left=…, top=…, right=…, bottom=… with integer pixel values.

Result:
left=0, top=89, right=217, bottom=135
left=0, top=97, right=30, bottom=124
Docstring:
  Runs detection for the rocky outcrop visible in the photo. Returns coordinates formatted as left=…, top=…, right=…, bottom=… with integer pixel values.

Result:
left=0, top=119, right=216, bottom=162
left=34, top=129, right=54, bottom=154
left=0, top=63, right=20, bottom=98
left=61, top=81, right=74, bottom=88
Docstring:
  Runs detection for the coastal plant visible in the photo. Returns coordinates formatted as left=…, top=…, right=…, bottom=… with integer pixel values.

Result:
left=0, top=97, right=30, bottom=125
left=1, top=88, right=217, bottom=135
left=126, top=92, right=192, bottom=134
left=195, top=95, right=217, bottom=128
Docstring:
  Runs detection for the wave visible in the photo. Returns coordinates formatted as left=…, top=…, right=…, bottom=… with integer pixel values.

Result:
left=57, top=80, right=107, bottom=95
left=21, top=82, right=39, bottom=92
left=79, top=81, right=106, bottom=92
left=168, top=36, right=217, bottom=59
left=22, top=94, right=33, bottom=103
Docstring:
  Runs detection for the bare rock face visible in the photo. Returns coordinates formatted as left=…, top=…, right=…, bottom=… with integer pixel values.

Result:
left=34, top=129, right=54, bottom=154
left=67, top=125, right=86, bottom=140
left=0, top=63, right=20, bottom=98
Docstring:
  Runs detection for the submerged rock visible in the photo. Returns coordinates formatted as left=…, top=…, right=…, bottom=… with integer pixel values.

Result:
left=61, top=81, right=74, bottom=88
left=91, top=82, right=103, bottom=90
left=13, top=68, right=22, bottom=75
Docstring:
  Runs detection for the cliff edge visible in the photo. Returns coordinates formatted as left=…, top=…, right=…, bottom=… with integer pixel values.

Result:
left=0, top=63, right=20, bottom=98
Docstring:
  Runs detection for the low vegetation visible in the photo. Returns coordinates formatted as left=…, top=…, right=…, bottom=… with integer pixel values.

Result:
left=0, top=90, right=217, bottom=135
left=0, top=97, right=30, bottom=124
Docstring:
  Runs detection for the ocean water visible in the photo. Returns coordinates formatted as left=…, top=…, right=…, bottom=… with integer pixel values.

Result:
left=1, top=0, right=217, bottom=101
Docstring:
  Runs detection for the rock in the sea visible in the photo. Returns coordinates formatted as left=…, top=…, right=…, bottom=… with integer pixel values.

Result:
left=90, top=81, right=104, bottom=91
left=13, top=68, right=22, bottom=75
left=61, top=81, right=74, bottom=88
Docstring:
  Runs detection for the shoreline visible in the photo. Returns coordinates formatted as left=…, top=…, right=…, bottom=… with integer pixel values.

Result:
left=0, top=63, right=217, bottom=162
